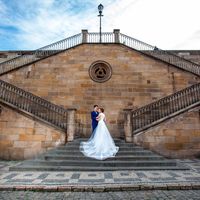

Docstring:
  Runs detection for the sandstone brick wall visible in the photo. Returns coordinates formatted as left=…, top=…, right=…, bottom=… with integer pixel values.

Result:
left=134, top=106, right=200, bottom=158
left=0, top=105, right=65, bottom=160
left=1, top=44, right=199, bottom=137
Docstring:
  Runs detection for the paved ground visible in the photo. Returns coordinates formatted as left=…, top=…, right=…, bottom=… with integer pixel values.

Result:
left=0, top=159, right=200, bottom=190
left=0, top=190, right=200, bottom=200
left=0, top=159, right=200, bottom=200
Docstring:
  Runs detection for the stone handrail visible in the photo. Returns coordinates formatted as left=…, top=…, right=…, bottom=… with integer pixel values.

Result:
left=0, top=79, right=76, bottom=140
left=119, top=33, right=200, bottom=76
left=124, top=82, right=200, bottom=141
left=0, top=33, right=82, bottom=75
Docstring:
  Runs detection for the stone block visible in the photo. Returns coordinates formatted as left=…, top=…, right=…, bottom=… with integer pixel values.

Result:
left=8, top=148, right=24, bottom=160
left=41, top=141, right=57, bottom=148
left=165, top=143, right=183, bottom=150
left=13, top=141, right=39, bottom=148
left=0, top=134, right=19, bottom=141
left=163, top=129, right=177, bottom=136
left=175, top=136, right=190, bottom=143
left=52, top=133, right=62, bottom=140
left=0, top=128, right=15, bottom=135
left=24, top=147, right=42, bottom=159
left=19, top=134, right=46, bottom=141
left=0, top=140, right=13, bottom=147
left=0, top=122, right=7, bottom=128
left=24, top=128, right=34, bottom=134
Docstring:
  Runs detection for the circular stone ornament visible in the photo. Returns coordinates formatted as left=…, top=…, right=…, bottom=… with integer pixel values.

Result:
left=89, top=61, right=112, bottom=83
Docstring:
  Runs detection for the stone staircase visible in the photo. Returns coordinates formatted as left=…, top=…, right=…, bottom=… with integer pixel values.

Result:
left=0, top=79, right=69, bottom=132
left=129, top=82, right=200, bottom=134
left=10, top=138, right=188, bottom=171
left=0, top=30, right=199, bottom=168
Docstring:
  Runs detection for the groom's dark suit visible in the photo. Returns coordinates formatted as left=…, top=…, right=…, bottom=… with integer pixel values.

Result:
left=91, top=111, right=99, bottom=132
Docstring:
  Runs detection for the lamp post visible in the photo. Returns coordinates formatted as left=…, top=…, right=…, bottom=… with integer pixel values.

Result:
left=98, top=4, right=104, bottom=43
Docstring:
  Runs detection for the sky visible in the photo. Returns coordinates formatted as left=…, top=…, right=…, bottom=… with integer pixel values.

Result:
left=0, top=0, right=200, bottom=50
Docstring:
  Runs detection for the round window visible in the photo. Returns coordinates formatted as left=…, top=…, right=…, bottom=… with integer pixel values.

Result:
left=89, top=61, right=112, bottom=83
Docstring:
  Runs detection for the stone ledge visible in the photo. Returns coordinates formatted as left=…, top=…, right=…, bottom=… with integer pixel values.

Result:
left=0, top=183, right=200, bottom=192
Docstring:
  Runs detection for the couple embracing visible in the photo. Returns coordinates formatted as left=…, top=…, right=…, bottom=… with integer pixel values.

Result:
left=80, top=105, right=119, bottom=160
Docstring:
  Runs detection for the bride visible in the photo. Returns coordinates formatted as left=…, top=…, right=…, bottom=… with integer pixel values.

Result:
left=80, top=107, right=119, bottom=160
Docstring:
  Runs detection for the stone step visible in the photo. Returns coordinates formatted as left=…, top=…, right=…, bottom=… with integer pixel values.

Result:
left=47, top=150, right=155, bottom=155
left=55, top=146, right=143, bottom=151
left=14, top=160, right=177, bottom=167
left=44, top=155, right=165, bottom=161
left=74, top=138, right=122, bottom=143
left=72, top=141, right=126, bottom=146
left=60, top=143, right=139, bottom=148
left=74, top=138, right=123, bottom=143
left=10, top=165, right=188, bottom=171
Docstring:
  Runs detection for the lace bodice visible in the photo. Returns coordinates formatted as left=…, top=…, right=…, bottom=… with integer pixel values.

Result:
left=98, top=113, right=105, bottom=121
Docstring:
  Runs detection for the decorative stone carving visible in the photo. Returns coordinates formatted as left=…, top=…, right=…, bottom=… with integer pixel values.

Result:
left=89, top=60, right=112, bottom=83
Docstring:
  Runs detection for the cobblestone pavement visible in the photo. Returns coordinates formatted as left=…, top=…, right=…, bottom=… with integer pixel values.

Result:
left=1, top=159, right=200, bottom=185
left=0, top=190, right=200, bottom=200
left=0, top=159, right=200, bottom=192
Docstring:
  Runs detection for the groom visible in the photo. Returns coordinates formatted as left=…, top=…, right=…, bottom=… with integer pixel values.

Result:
left=91, top=105, right=99, bottom=133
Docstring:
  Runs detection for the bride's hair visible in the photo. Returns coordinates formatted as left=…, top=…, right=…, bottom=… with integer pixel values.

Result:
left=99, top=107, right=104, bottom=113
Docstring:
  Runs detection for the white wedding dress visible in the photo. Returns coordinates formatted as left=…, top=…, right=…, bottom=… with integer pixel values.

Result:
left=80, top=113, right=119, bottom=160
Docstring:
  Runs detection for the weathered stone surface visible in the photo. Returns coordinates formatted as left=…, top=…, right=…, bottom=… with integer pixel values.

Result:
left=0, top=105, right=65, bottom=160
left=134, top=106, right=200, bottom=158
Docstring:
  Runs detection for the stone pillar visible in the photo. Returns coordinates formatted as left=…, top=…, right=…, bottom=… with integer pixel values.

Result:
left=82, top=29, right=88, bottom=43
left=124, top=109, right=133, bottom=143
left=114, top=29, right=120, bottom=43
left=67, top=108, right=76, bottom=142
